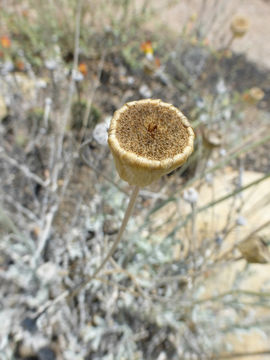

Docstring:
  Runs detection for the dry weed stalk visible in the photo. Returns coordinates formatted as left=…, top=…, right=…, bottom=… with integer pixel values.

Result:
left=81, top=99, right=195, bottom=279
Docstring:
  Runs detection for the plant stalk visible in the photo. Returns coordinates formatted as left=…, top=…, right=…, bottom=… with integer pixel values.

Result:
left=90, top=185, right=140, bottom=280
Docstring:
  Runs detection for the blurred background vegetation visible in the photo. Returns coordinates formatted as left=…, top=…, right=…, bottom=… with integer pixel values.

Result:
left=0, top=0, right=270, bottom=359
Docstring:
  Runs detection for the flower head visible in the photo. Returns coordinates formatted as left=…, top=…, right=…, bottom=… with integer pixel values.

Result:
left=72, top=69, right=84, bottom=82
left=78, top=62, right=87, bottom=76
left=183, top=187, right=198, bottom=204
left=230, top=16, right=249, bottom=38
left=0, top=35, right=11, bottom=49
left=108, top=99, right=194, bottom=187
left=140, top=40, right=153, bottom=56
left=238, top=236, right=270, bottom=264
left=45, top=59, right=57, bottom=70
left=243, top=87, right=264, bottom=105
left=236, top=215, right=247, bottom=226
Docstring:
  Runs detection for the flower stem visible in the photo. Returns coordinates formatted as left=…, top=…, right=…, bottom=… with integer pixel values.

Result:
left=92, top=185, right=140, bottom=277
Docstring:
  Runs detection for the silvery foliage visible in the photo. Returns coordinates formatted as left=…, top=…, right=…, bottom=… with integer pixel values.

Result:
left=1, top=34, right=268, bottom=360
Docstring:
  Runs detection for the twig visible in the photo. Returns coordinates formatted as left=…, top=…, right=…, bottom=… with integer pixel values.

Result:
left=4, top=194, right=39, bottom=223
left=50, top=0, right=83, bottom=191
left=212, top=349, right=270, bottom=359
left=0, top=148, right=49, bottom=187
left=80, top=51, right=106, bottom=138
left=31, top=203, right=58, bottom=267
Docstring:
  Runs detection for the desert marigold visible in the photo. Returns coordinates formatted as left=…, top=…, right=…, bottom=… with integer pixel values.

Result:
left=78, top=62, right=87, bottom=76
left=0, top=35, right=11, bottom=49
left=140, top=40, right=153, bottom=56
left=108, top=99, right=194, bottom=187
left=230, top=16, right=249, bottom=38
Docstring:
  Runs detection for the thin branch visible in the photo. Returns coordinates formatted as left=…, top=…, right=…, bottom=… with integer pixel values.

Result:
left=31, top=203, right=58, bottom=267
left=0, top=148, right=49, bottom=187
left=50, top=0, right=83, bottom=191
left=4, top=194, right=39, bottom=223
left=213, top=349, right=270, bottom=359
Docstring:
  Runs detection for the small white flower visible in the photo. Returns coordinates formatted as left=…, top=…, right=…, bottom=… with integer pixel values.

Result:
left=146, top=52, right=154, bottom=61
left=72, top=69, right=84, bottom=82
left=127, top=76, right=135, bottom=85
left=219, top=148, right=227, bottom=157
left=139, top=84, right=152, bottom=98
left=223, top=109, right=231, bottom=120
left=37, top=262, right=59, bottom=284
left=205, top=173, right=213, bottom=184
left=36, top=79, right=47, bottom=89
left=196, top=98, right=204, bottom=108
left=157, top=352, right=167, bottom=360
left=236, top=215, right=247, bottom=226
left=199, top=113, right=207, bottom=123
left=205, top=248, right=212, bottom=257
left=206, top=159, right=214, bottom=168
left=216, top=79, right=227, bottom=94
left=93, top=121, right=109, bottom=146
left=183, top=188, right=198, bottom=204
left=45, top=59, right=57, bottom=70
left=45, top=97, right=52, bottom=106
left=4, top=95, right=11, bottom=106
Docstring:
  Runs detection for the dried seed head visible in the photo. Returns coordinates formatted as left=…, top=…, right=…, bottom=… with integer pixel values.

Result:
left=230, top=16, right=249, bottom=38
left=202, top=129, right=222, bottom=149
left=238, top=236, right=270, bottom=264
left=108, top=99, right=194, bottom=186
